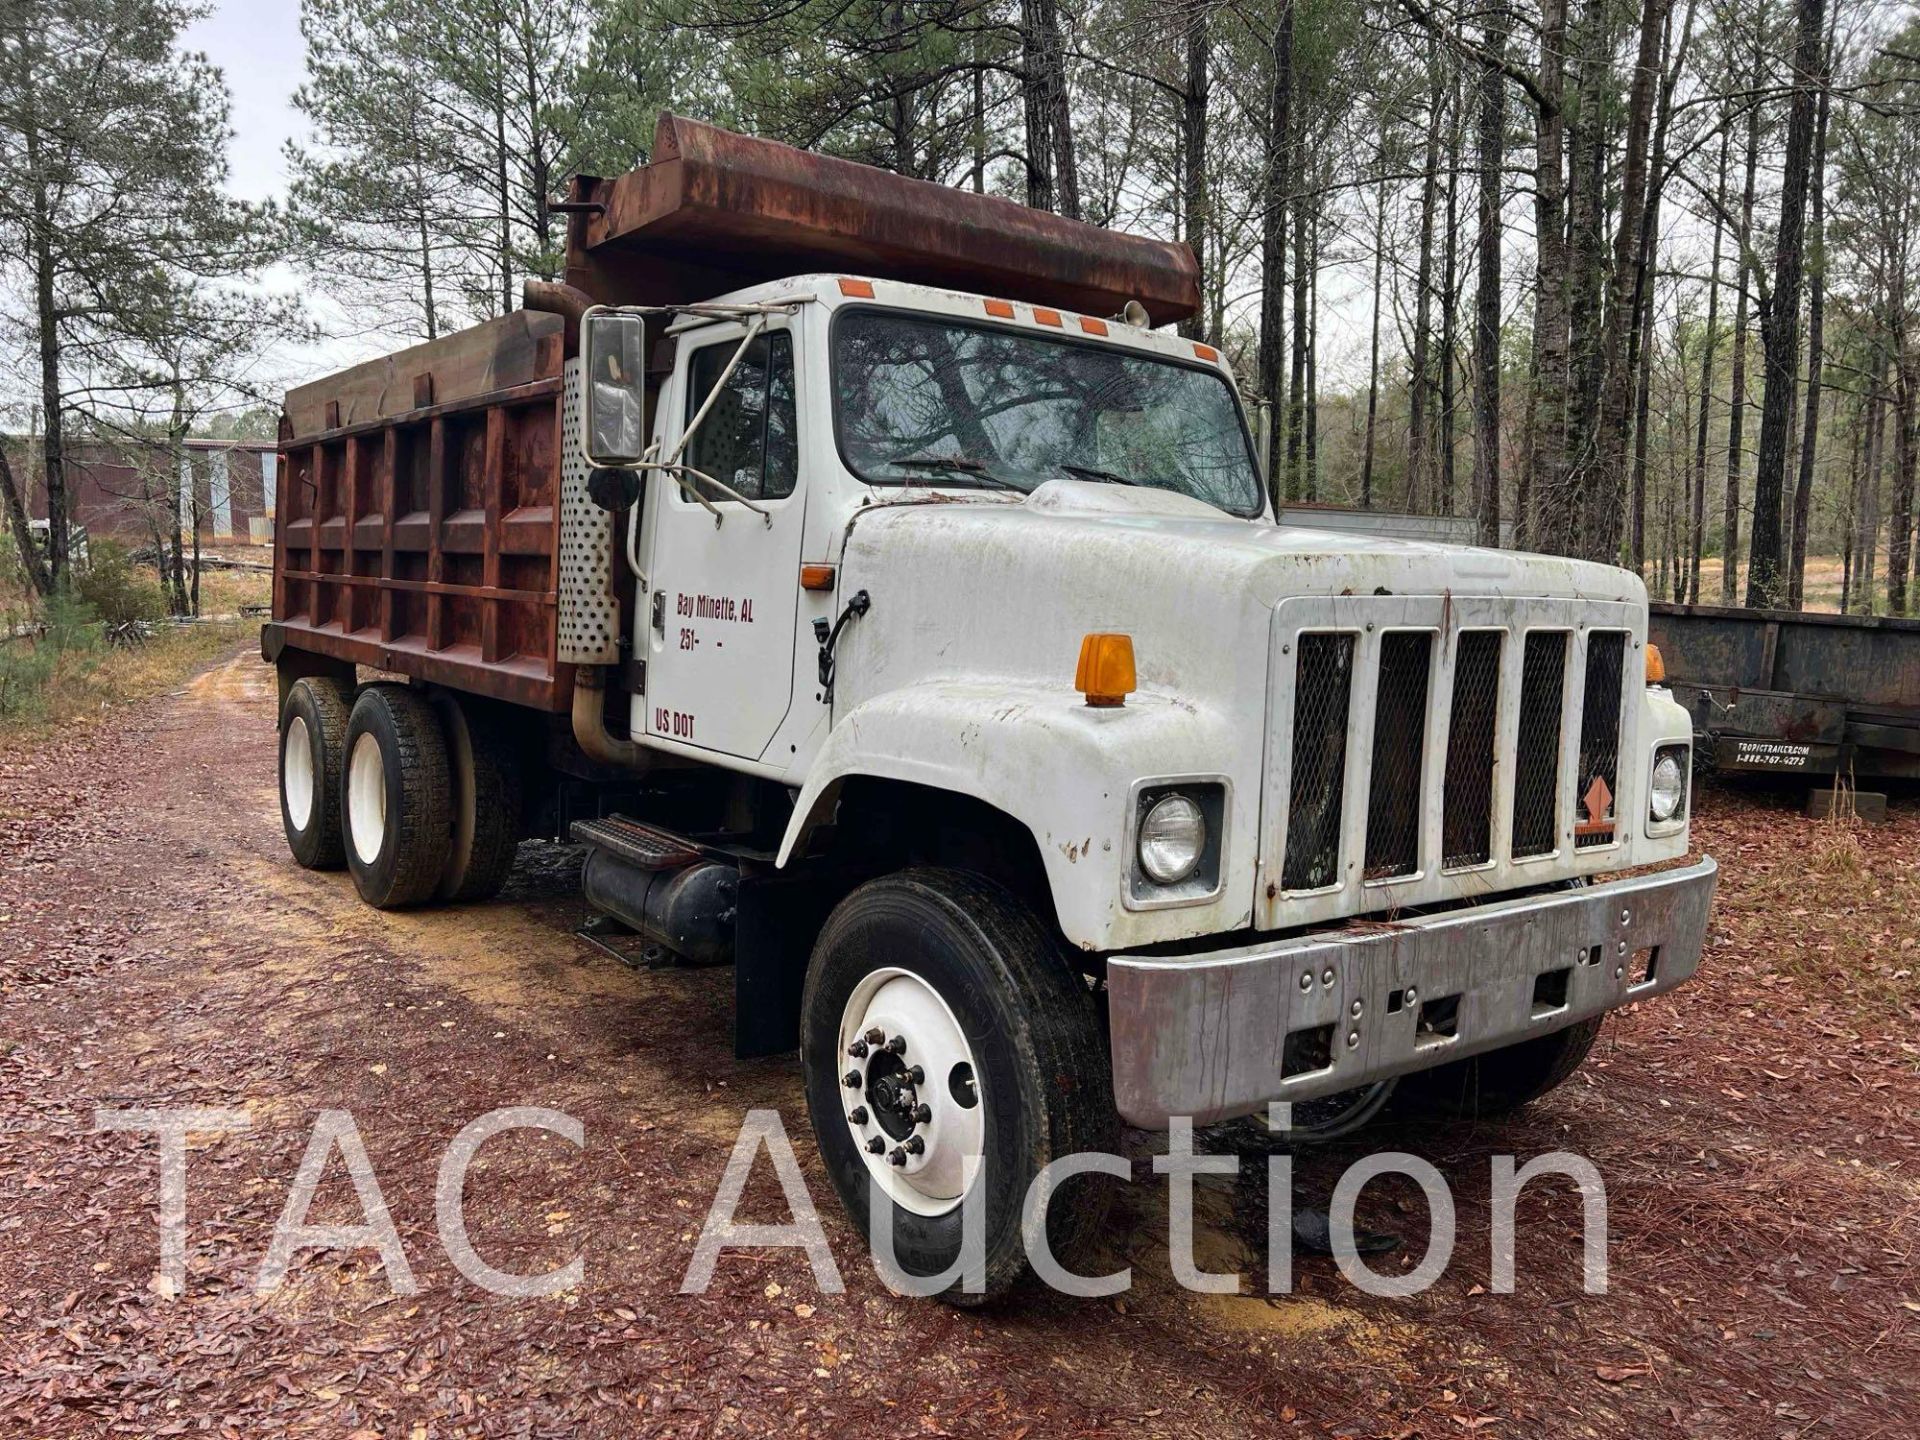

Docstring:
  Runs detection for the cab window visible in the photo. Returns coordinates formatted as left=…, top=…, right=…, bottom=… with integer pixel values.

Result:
left=684, top=331, right=797, bottom=502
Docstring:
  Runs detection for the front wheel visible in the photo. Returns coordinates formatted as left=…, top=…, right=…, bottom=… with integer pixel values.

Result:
left=801, top=869, right=1116, bottom=1304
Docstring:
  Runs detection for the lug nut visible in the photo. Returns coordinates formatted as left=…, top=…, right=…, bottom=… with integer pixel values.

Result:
left=867, top=1137, right=886, bottom=1155
left=849, top=1106, right=869, bottom=1125
left=906, top=1065, right=926, bottom=1084
left=886, top=1035, right=907, bottom=1055
left=865, top=1026, right=885, bottom=1045
left=904, top=1136, right=926, bottom=1155
left=847, top=1040, right=869, bottom=1059
left=912, top=1103, right=932, bottom=1124
left=843, top=1070, right=862, bottom=1088
left=888, top=1147, right=907, bottom=1167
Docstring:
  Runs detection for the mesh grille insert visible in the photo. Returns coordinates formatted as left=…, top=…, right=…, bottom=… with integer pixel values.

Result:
left=1511, top=631, right=1568, bottom=858
left=1442, top=631, right=1503, bottom=868
left=1364, top=631, right=1432, bottom=880
left=1576, top=631, right=1628, bottom=848
left=1282, top=633, right=1356, bottom=891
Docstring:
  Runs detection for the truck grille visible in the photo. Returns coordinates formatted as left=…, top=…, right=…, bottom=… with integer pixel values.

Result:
left=1363, top=632, right=1432, bottom=879
left=1575, top=631, right=1628, bottom=848
left=1441, top=630, right=1503, bottom=868
left=1281, top=633, right=1355, bottom=891
left=1262, top=596, right=1642, bottom=931
left=1511, top=632, right=1567, bottom=858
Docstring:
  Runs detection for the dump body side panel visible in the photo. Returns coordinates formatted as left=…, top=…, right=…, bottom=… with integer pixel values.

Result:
left=269, top=311, right=574, bottom=712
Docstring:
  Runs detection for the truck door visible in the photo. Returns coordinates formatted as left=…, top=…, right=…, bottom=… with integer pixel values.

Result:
left=642, top=321, right=806, bottom=762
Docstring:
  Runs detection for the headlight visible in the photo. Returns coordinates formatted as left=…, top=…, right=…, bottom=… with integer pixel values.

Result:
left=1138, top=794, right=1206, bottom=884
left=1649, top=750, right=1686, bottom=823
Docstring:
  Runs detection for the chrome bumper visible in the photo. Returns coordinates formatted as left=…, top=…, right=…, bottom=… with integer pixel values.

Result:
left=1106, top=858, right=1718, bottom=1127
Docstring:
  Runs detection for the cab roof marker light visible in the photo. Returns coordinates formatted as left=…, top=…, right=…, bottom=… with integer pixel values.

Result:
left=984, top=299, right=1016, bottom=319
left=1193, top=342, right=1220, bottom=362
left=1033, top=308, right=1064, bottom=327
left=838, top=278, right=875, bottom=298
left=1079, top=316, right=1109, bottom=336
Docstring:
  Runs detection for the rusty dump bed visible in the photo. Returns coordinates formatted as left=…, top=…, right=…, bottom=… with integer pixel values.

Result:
left=565, top=113, right=1200, bottom=324
left=270, top=114, right=1198, bottom=712
left=269, top=310, right=573, bottom=711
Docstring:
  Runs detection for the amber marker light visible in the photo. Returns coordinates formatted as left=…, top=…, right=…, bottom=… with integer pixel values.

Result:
left=838, top=278, right=875, bottom=298
left=1645, top=642, right=1666, bottom=685
left=1079, top=316, right=1109, bottom=336
left=800, top=564, right=837, bottom=592
left=984, top=298, right=1016, bottom=319
left=1075, top=633, right=1137, bottom=708
left=1193, top=342, right=1220, bottom=362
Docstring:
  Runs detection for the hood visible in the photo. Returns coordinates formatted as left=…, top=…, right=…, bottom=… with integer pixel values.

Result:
left=835, top=480, right=1646, bottom=713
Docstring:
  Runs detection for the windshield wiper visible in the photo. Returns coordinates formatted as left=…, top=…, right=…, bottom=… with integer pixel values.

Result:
left=887, top=452, right=1023, bottom=491
left=1056, top=463, right=1142, bottom=488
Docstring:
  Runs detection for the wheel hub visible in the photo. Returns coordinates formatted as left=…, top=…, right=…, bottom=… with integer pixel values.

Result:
left=837, top=968, right=984, bottom=1218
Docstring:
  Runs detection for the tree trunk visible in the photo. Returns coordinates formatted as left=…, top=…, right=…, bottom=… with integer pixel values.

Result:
left=1891, top=357, right=1917, bottom=614
left=1256, top=2, right=1294, bottom=505
left=1562, top=0, right=1612, bottom=556
left=1787, top=11, right=1836, bottom=609
left=1179, top=4, right=1210, bottom=342
left=1363, top=172, right=1385, bottom=510
left=20, top=25, right=69, bottom=592
left=1287, top=156, right=1310, bottom=501
left=1306, top=210, right=1320, bottom=501
left=1689, top=122, right=1730, bottom=605
left=1471, top=19, right=1504, bottom=547
left=1746, top=0, right=1826, bottom=608
left=1587, top=0, right=1672, bottom=562
left=0, top=443, right=53, bottom=595
left=1020, top=0, right=1079, bottom=218
left=1440, top=71, right=1461, bottom=518
left=1628, top=0, right=1694, bottom=572
left=1529, top=0, right=1572, bottom=555
left=167, top=407, right=190, bottom=618
left=1859, top=367, right=1885, bottom=610
left=1723, top=72, right=1763, bottom=601
left=1409, top=37, right=1442, bottom=513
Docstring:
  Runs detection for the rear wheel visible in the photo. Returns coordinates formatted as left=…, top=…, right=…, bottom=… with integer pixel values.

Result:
left=801, top=868, right=1116, bottom=1304
left=1393, top=1016, right=1606, bottom=1120
left=434, top=698, right=521, bottom=902
left=279, top=677, right=351, bottom=870
left=342, top=684, right=452, bottom=909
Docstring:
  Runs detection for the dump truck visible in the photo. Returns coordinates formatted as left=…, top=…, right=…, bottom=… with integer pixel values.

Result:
left=265, top=114, right=1718, bottom=1300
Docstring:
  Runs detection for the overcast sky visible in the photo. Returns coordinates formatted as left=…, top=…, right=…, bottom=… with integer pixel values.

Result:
left=184, top=0, right=308, bottom=205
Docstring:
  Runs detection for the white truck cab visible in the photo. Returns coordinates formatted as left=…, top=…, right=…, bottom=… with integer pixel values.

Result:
left=271, top=116, right=1715, bottom=1302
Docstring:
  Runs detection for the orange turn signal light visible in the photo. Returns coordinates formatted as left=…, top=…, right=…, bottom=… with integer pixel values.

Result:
left=800, top=564, right=837, bottom=592
left=1075, top=633, right=1136, bottom=708
left=1644, top=642, right=1666, bottom=685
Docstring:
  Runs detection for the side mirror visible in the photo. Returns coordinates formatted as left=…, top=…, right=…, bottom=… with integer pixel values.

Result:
left=582, top=309, right=649, bottom=467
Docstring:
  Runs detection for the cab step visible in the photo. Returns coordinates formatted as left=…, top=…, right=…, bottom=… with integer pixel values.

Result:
left=569, top=814, right=702, bottom=871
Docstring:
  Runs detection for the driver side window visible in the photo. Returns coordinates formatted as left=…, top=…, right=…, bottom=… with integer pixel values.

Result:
left=684, top=331, right=797, bottom=502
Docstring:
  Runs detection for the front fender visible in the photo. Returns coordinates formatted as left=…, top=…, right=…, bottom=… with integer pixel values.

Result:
left=777, top=681, right=1260, bottom=950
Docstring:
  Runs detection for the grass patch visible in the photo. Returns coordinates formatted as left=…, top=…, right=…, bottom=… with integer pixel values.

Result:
left=0, top=606, right=253, bottom=751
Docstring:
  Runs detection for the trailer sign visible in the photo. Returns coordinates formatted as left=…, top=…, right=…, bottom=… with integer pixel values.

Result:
left=1725, top=738, right=1827, bottom=772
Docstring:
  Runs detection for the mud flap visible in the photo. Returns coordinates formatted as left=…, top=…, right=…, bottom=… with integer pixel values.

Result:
left=733, top=871, right=838, bottom=1059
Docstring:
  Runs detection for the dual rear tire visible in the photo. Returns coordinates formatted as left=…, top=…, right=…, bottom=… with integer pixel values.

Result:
left=278, top=677, right=519, bottom=908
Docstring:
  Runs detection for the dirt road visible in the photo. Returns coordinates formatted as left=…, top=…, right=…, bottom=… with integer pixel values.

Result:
left=2, top=649, right=1916, bottom=1437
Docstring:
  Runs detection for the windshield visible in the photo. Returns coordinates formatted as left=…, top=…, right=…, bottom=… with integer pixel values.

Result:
left=832, top=310, right=1265, bottom=516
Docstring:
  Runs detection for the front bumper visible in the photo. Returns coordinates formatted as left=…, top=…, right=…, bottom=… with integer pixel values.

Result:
left=1106, top=858, right=1718, bottom=1127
